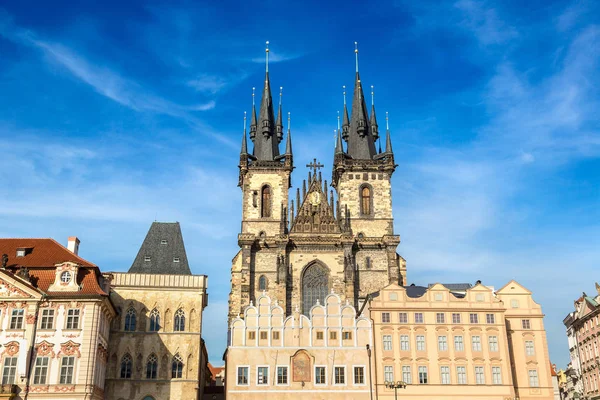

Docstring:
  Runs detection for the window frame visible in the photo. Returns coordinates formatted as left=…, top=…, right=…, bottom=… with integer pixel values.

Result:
left=456, top=366, right=467, bottom=385
left=237, top=365, right=249, bottom=386
left=172, top=354, right=184, bottom=379
left=438, top=335, right=448, bottom=351
left=258, top=275, right=267, bottom=291
left=353, top=365, right=366, bottom=386
left=276, top=365, right=289, bottom=386
left=39, top=309, right=54, bottom=330
left=440, top=366, right=451, bottom=385
left=381, top=312, right=390, bottom=323
left=1, top=357, right=17, bottom=385
left=174, top=308, right=185, bottom=332
left=489, top=335, right=499, bottom=352
left=66, top=308, right=80, bottom=330
left=359, top=184, right=374, bottom=216
left=454, top=335, right=464, bottom=351
left=522, top=319, right=531, bottom=329
left=260, top=185, right=272, bottom=218
left=452, top=313, right=461, bottom=324
left=256, top=365, right=269, bottom=386
left=528, top=369, right=539, bottom=387
left=384, top=365, right=394, bottom=383
left=399, top=312, right=408, bottom=323
left=149, top=309, right=160, bottom=332
left=475, top=366, right=485, bottom=385
left=472, top=335, right=482, bottom=352
left=416, top=335, right=426, bottom=351
left=60, top=356, right=75, bottom=384
left=492, top=366, right=502, bottom=385
left=469, top=313, right=479, bottom=324
left=418, top=366, right=428, bottom=384
left=383, top=335, right=393, bottom=351
left=146, top=354, right=158, bottom=380
left=315, top=365, right=327, bottom=385
left=414, top=313, right=424, bottom=324
left=333, top=365, right=346, bottom=386
left=400, top=334, right=410, bottom=351
left=525, top=340, right=535, bottom=356
left=436, top=313, right=445, bottom=324
left=401, top=365, right=412, bottom=384
left=120, top=354, right=132, bottom=379
left=486, top=313, right=495, bottom=324
left=33, top=356, right=49, bottom=385
left=9, top=309, right=24, bottom=330
left=124, top=308, right=137, bottom=332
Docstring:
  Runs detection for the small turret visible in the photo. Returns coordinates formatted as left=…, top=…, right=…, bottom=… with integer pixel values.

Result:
left=370, top=85, right=379, bottom=142
left=276, top=87, right=284, bottom=143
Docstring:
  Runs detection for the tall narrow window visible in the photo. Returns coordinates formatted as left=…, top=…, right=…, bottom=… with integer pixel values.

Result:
left=33, top=357, right=49, bottom=384
left=384, top=366, right=394, bottom=382
left=440, top=366, right=450, bottom=384
left=172, top=354, right=183, bottom=378
left=237, top=366, right=249, bottom=385
left=174, top=309, right=185, bottom=332
left=149, top=309, right=160, bottom=332
left=66, top=309, right=80, bottom=329
left=2, top=358, right=17, bottom=384
left=402, top=366, right=412, bottom=384
left=120, top=354, right=132, bottom=378
left=277, top=366, right=288, bottom=385
left=258, top=276, right=267, bottom=291
left=261, top=186, right=271, bottom=218
left=40, top=309, right=54, bottom=330
left=475, top=366, right=485, bottom=384
left=302, top=263, right=328, bottom=314
left=360, top=186, right=371, bottom=215
left=60, top=356, right=75, bottom=384
left=146, top=354, right=158, bottom=379
left=418, top=366, right=428, bottom=384
left=124, top=308, right=137, bottom=332
left=10, top=309, right=24, bottom=329
left=456, top=366, right=467, bottom=384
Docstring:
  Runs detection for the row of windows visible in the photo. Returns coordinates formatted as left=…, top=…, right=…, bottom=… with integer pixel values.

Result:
left=381, top=334, right=535, bottom=355
left=582, top=340, right=600, bottom=363
left=4, top=309, right=80, bottom=330
left=237, top=365, right=366, bottom=386
left=119, top=353, right=184, bottom=379
left=381, top=312, right=499, bottom=324
left=123, top=308, right=186, bottom=332
left=247, top=330, right=353, bottom=341
left=1, top=356, right=76, bottom=385
left=383, top=365, right=503, bottom=385
left=584, top=372, right=600, bottom=394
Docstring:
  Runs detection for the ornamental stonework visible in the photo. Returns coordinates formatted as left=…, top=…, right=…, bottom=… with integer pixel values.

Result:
left=59, top=341, right=81, bottom=358
left=0, top=278, right=30, bottom=298
left=2, top=341, right=19, bottom=357
left=35, top=341, right=56, bottom=358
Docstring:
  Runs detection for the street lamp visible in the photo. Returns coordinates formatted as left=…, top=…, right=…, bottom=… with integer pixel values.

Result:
left=384, top=380, right=407, bottom=399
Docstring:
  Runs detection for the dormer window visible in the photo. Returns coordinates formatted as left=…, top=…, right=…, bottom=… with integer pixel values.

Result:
left=60, top=271, right=72, bottom=283
left=173, top=258, right=180, bottom=263
left=16, top=249, right=26, bottom=257
left=144, top=256, right=151, bottom=262
left=161, top=240, right=167, bottom=245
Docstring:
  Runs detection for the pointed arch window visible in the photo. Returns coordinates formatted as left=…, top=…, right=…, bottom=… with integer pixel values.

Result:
left=172, top=354, right=184, bottom=379
left=302, top=263, right=329, bottom=315
left=261, top=185, right=271, bottom=218
left=174, top=309, right=185, bottom=332
left=149, top=309, right=160, bottom=332
left=120, top=354, right=132, bottom=379
left=146, top=354, right=158, bottom=379
left=258, top=275, right=267, bottom=291
left=360, top=185, right=372, bottom=216
left=124, top=308, right=136, bottom=332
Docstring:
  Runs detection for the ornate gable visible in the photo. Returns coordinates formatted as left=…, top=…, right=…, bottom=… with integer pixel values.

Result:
left=0, top=272, right=41, bottom=300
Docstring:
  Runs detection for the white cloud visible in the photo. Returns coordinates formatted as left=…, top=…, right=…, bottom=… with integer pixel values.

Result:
left=454, top=0, right=518, bottom=45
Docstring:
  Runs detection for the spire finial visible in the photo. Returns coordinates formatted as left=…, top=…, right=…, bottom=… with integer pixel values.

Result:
left=386, top=111, right=389, bottom=131
left=343, top=85, right=347, bottom=105
left=371, top=85, right=374, bottom=106
left=354, top=41, right=359, bottom=73
left=287, top=111, right=291, bottom=131
left=252, top=87, right=255, bottom=106
left=244, top=111, right=247, bottom=130
left=265, top=41, right=270, bottom=73
left=337, top=111, right=340, bottom=130
left=279, top=86, right=283, bottom=106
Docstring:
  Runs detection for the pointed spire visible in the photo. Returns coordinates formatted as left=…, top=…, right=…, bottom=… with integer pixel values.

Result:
left=254, top=41, right=279, bottom=160
left=385, top=111, right=393, bottom=154
left=342, top=86, right=349, bottom=140
left=249, top=87, right=257, bottom=140
left=265, top=40, right=269, bottom=73
left=285, top=112, right=293, bottom=156
left=355, top=41, right=359, bottom=73
left=240, top=111, right=248, bottom=155
left=370, top=85, right=379, bottom=141
left=276, top=86, right=283, bottom=142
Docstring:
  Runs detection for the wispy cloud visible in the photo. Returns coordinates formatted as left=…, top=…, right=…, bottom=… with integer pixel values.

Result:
left=454, top=0, right=518, bottom=45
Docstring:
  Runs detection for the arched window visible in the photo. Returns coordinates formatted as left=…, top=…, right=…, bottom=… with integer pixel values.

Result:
left=360, top=185, right=372, bottom=215
left=302, top=263, right=329, bottom=315
left=124, top=308, right=136, bottom=332
left=172, top=354, right=184, bottom=379
left=174, top=309, right=185, bottom=332
left=143, top=397, right=155, bottom=400
left=258, top=275, right=267, bottom=291
left=261, top=185, right=271, bottom=218
left=146, top=354, right=158, bottom=379
left=120, top=354, right=132, bottom=379
left=149, top=309, right=160, bottom=332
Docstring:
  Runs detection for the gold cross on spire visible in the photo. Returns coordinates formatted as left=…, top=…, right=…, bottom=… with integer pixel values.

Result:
left=306, top=158, right=324, bottom=175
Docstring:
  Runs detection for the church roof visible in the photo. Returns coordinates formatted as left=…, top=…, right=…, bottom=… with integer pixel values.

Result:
left=129, top=222, right=191, bottom=275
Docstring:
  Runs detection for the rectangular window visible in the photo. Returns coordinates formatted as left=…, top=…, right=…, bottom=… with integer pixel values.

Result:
left=475, top=366, right=485, bottom=384
left=416, top=335, right=426, bottom=351
left=316, top=331, right=323, bottom=340
left=440, top=366, right=450, bottom=384
left=382, top=312, right=390, bottom=323
left=472, top=336, right=482, bottom=351
left=469, top=313, right=479, bottom=324
left=489, top=336, right=499, bottom=352
left=248, top=331, right=256, bottom=340
left=383, top=335, right=392, bottom=351
left=436, top=313, right=445, bottom=323
left=2, top=357, right=17, bottom=384
left=400, top=335, right=410, bottom=351
left=330, top=331, right=337, bottom=340
left=525, top=340, right=535, bottom=356
left=277, top=366, right=288, bottom=385
left=334, top=366, right=345, bottom=385
left=452, top=313, right=461, bottom=324
left=438, top=336, right=448, bottom=351
left=456, top=366, right=467, bottom=384
left=257, top=366, right=268, bottom=385
left=384, top=366, right=394, bottom=382
left=402, top=366, right=412, bottom=384
left=40, top=309, right=54, bottom=330
left=260, top=331, right=268, bottom=340
left=492, top=366, right=502, bottom=385
left=528, top=370, right=539, bottom=387
left=273, top=331, right=280, bottom=340
left=353, top=366, right=365, bottom=385
left=66, top=309, right=80, bottom=329
left=399, top=313, right=408, bottom=323
left=522, top=319, right=531, bottom=329
left=237, top=366, right=249, bottom=385
left=343, top=331, right=352, bottom=340
left=454, top=335, right=464, bottom=351
left=10, top=309, right=24, bottom=329
left=60, top=356, right=75, bottom=384
left=414, top=313, right=424, bottom=323
left=486, top=313, right=495, bottom=324
left=33, top=357, right=49, bottom=385
left=315, top=366, right=326, bottom=385
left=418, top=366, right=428, bottom=384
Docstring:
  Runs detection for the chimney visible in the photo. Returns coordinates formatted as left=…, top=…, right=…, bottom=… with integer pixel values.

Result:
left=67, top=237, right=80, bottom=255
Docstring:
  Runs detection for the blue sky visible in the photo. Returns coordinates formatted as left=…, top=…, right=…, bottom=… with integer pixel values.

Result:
left=1, top=0, right=598, bottom=367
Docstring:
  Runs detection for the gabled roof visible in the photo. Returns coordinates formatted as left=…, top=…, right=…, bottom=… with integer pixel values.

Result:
left=428, top=283, right=472, bottom=291
left=129, top=222, right=191, bottom=275
left=0, top=238, right=96, bottom=268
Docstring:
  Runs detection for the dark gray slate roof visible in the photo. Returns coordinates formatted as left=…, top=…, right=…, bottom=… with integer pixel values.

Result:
left=129, top=222, right=191, bottom=275
left=405, top=285, right=428, bottom=298
left=428, top=283, right=473, bottom=291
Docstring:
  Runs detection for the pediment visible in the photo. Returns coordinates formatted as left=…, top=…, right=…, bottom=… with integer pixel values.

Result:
left=290, top=174, right=341, bottom=234
left=0, top=272, right=42, bottom=299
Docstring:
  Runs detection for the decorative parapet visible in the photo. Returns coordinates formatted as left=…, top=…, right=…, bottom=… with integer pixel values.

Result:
left=110, top=272, right=207, bottom=289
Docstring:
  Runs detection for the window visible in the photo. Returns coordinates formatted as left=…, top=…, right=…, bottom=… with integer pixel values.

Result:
left=120, top=354, right=132, bottom=378
left=315, top=366, right=326, bottom=385
left=365, top=257, right=372, bottom=269
left=475, top=366, right=485, bottom=384
left=389, top=292, right=397, bottom=301
left=492, top=366, right=502, bottom=384
left=124, top=308, right=136, bottom=331
left=384, top=366, right=394, bottom=382
left=469, top=313, right=479, bottom=324
left=258, top=275, right=267, bottom=291
left=149, top=309, right=160, bottom=332
left=476, top=294, right=484, bottom=302
left=261, top=186, right=271, bottom=218
left=525, top=340, right=535, bottom=356
left=174, top=308, right=185, bottom=332
left=277, top=366, right=288, bottom=385
left=414, top=313, right=424, bottom=323
left=438, top=336, right=448, bottom=351
left=383, top=335, right=392, bottom=351
left=330, top=331, right=337, bottom=340
left=440, top=366, right=450, bottom=384
left=2, top=357, right=17, bottom=384
left=418, top=366, right=428, bottom=384
left=273, top=331, right=280, bottom=340
left=489, top=336, right=499, bottom=352
left=66, top=309, right=80, bottom=330
left=248, top=331, right=256, bottom=340
left=354, top=366, right=365, bottom=385
left=528, top=370, right=539, bottom=387
left=161, top=239, right=167, bottom=245
left=334, top=366, right=345, bottom=385
left=60, top=271, right=71, bottom=283
left=522, top=319, right=531, bottom=329
left=302, top=263, right=328, bottom=314
left=472, top=336, right=482, bottom=351
left=343, top=331, right=352, bottom=340
left=316, top=331, right=323, bottom=340
left=399, top=313, right=408, bottom=323
left=173, top=257, right=180, bottom=263
left=146, top=354, right=158, bottom=379
left=416, top=335, right=426, bottom=351
left=40, top=309, right=54, bottom=330
left=144, top=256, right=151, bottom=262
left=60, top=356, right=75, bottom=384
left=402, top=366, right=412, bottom=384
left=452, top=313, right=461, bottom=324
left=172, top=354, right=183, bottom=379
left=360, top=185, right=372, bottom=215
left=434, top=293, right=443, bottom=301
left=436, top=313, right=445, bottom=323
left=454, top=335, right=464, bottom=351
left=257, top=366, right=268, bottom=385
left=16, top=249, right=25, bottom=257
left=511, top=299, right=519, bottom=308
left=400, top=335, right=410, bottom=351
left=237, top=366, right=249, bottom=385
left=10, top=309, right=24, bottom=329
left=457, top=366, right=467, bottom=384
left=486, top=313, right=495, bottom=324
left=33, top=357, right=49, bottom=384
left=382, top=312, right=390, bottom=323
left=260, top=331, right=268, bottom=340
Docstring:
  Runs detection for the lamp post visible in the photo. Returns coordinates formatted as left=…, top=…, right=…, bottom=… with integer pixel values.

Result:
left=384, top=380, right=407, bottom=399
